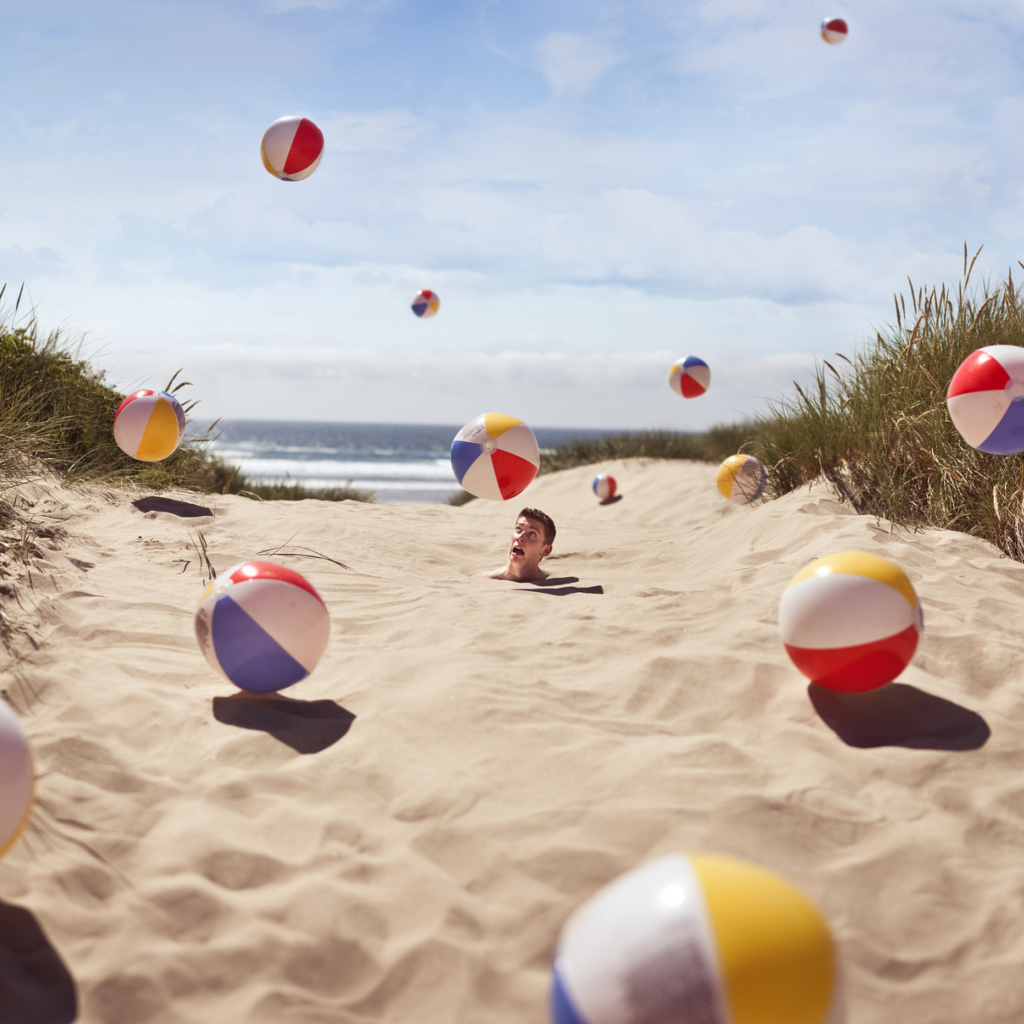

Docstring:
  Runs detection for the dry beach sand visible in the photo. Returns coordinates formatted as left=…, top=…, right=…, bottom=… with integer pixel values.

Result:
left=0, top=458, right=1022, bottom=1022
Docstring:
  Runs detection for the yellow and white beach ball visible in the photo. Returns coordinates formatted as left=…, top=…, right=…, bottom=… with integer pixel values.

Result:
left=779, top=551, right=923, bottom=693
left=717, top=454, right=766, bottom=505
left=551, top=853, right=842, bottom=1024
left=0, top=701, right=33, bottom=860
left=113, top=389, right=187, bottom=462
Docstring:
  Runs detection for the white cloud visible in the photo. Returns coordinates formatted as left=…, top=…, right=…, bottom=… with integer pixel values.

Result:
left=536, top=32, right=624, bottom=96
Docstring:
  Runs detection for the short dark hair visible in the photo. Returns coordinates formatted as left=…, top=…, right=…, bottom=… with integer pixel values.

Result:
left=518, top=508, right=555, bottom=546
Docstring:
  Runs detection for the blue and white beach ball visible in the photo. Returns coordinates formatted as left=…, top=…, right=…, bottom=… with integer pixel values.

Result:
left=551, top=854, right=842, bottom=1024
left=195, top=561, right=330, bottom=693
left=946, top=345, right=1024, bottom=454
left=0, top=701, right=33, bottom=860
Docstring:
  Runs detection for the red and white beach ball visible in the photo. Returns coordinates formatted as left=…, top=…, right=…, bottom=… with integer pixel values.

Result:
left=717, top=454, right=766, bottom=505
left=820, top=18, right=848, bottom=44
left=0, top=702, right=33, bottom=860
left=451, top=413, right=539, bottom=501
left=592, top=474, right=617, bottom=501
left=113, top=390, right=186, bottom=462
left=779, top=551, right=923, bottom=693
left=669, top=356, right=710, bottom=398
left=946, top=345, right=1024, bottom=454
left=261, top=116, right=324, bottom=181
left=411, top=289, right=440, bottom=318
left=195, top=561, right=331, bottom=694
left=551, top=854, right=842, bottom=1024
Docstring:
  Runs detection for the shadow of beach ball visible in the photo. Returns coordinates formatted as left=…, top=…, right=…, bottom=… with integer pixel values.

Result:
left=195, top=561, right=330, bottom=694
left=820, top=17, right=848, bottom=44
left=779, top=551, right=923, bottom=693
left=260, top=115, right=324, bottom=181
left=112, top=390, right=186, bottom=462
left=947, top=345, right=1024, bottom=454
left=0, top=702, right=33, bottom=860
left=592, top=474, right=616, bottom=500
left=551, top=854, right=841, bottom=1024
left=717, top=454, right=766, bottom=505
left=451, top=413, right=539, bottom=500
left=411, top=289, right=440, bottom=318
left=668, top=356, right=710, bottom=398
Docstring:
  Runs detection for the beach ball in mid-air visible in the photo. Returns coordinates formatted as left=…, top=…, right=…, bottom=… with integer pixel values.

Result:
left=717, top=454, right=766, bottom=506
left=411, top=289, right=440, bottom=319
left=260, top=115, right=324, bottom=181
left=451, top=413, right=539, bottom=501
left=779, top=551, right=923, bottom=693
left=195, top=561, right=330, bottom=694
left=593, top=474, right=617, bottom=501
left=669, top=356, right=711, bottom=398
left=113, top=390, right=186, bottom=462
left=820, top=17, right=848, bottom=44
left=946, top=345, right=1024, bottom=454
left=551, top=853, right=841, bottom=1024
left=0, top=702, right=33, bottom=860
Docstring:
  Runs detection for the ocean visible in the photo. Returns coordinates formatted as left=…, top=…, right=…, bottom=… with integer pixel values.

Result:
left=205, top=421, right=622, bottom=504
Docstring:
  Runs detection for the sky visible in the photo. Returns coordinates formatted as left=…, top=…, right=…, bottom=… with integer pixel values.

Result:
left=4, top=0, right=1024, bottom=430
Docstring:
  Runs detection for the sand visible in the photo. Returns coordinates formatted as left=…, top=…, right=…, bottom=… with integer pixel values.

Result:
left=0, top=458, right=1021, bottom=1023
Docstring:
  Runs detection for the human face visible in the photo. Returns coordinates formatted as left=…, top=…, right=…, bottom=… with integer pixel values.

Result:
left=509, top=516, right=550, bottom=567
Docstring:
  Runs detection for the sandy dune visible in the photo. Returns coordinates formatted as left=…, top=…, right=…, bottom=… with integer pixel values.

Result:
left=0, top=458, right=1021, bottom=1023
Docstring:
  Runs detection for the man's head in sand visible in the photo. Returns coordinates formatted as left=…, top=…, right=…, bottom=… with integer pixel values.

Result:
left=491, top=508, right=556, bottom=581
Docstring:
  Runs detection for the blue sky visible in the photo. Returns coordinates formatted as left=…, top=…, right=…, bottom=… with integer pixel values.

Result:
left=3, top=0, right=1024, bottom=429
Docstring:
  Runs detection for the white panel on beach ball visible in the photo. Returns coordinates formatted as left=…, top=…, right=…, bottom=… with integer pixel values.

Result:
left=551, top=854, right=842, bottom=1024
left=0, top=701, right=33, bottom=859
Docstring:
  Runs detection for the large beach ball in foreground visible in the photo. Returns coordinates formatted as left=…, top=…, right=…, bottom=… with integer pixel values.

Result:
left=113, top=390, right=186, bottom=462
left=195, top=561, right=330, bottom=694
left=551, top=854, right=841, bottom=1024
left=779, top=551, right=923, bottom=693
left=717, top=454, right=766, bottom=506
left=261, top=116, right=324, bottom=181
left=669, top=356, right=711, bottom=398
left=947, top=345, right=1024, bottom=454
left=451, top=413, right=539, bottom=501
left=411, top=289, right=440, bottom=318
left=593, top=474, right=617, bottom=501
left=0, top=701, right=33, bottom=860
left=820, top=17, right=848, bottom=44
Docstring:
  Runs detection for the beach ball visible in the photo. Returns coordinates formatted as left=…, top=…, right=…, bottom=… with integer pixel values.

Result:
left=451, top=413, right=539, bottom=501
left=593, top=474, right=617, bottom=501
left=717, top=454, right=766, bottom=506
left=0, top=702, right=33, bottom=860
left=946, top=345, right=1024, bottom=454
left=113, top=390, right=186, bottom=462
left=260, top=116, right=324, bottom=181
left=411, top=289, right=440, bottom=319
left=551, top=854, right=841, bottom=1024
left=195, top=561, right=330, bottom=694
left=779, top=551, right=923, bottom=693
left=669, top=356, right=711, bottom=399
left=820, top=17, right=848, bottom=44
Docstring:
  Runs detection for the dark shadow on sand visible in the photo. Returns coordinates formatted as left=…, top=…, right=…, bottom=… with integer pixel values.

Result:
left=516, top=582, right=604, bottom=596
left=0, top=900, right=77, bottom=1024
left=599, top=495, right=623, bottom=506
left=808, top=682, right=990, bottom=751
left=213, top=693, right=356, bottom=754
left=133, top=496, right=214, bottom=518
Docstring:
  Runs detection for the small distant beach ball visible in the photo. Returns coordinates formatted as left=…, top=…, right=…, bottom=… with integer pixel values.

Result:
left=717, top=454, right=767, bottom=506
left=0, top=701, right=33, bottom=860
left=669, top=356, right=711, bottom=398
left=820, top=17, right=848, bottom=44
left=551, top=853, right=841, bottom=1024
left=411, top=289, right=440, bottom=319
left=260, top=116, right=324, bottom=181
left=451, top=413, right=539, bottom=501
left=946, top=345, right=1024, bottom=454
left=113, top=390, right=186, bottom=462
left=779, top=551, right=923, bottom=693
left=593, top=474, right=617, bottom=501
left=195, top=561, right=330, bottom=694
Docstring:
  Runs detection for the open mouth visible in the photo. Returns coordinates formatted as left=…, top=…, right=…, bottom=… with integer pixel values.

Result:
left=511, top=545, right=524, bottom=556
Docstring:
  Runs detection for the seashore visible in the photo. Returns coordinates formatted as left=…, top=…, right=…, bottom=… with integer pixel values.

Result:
left=0, top=457, right=1020, bottom=1023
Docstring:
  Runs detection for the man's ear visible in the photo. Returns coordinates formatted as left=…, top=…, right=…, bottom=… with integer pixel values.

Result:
left=542, top=544, right=552, bottom=558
